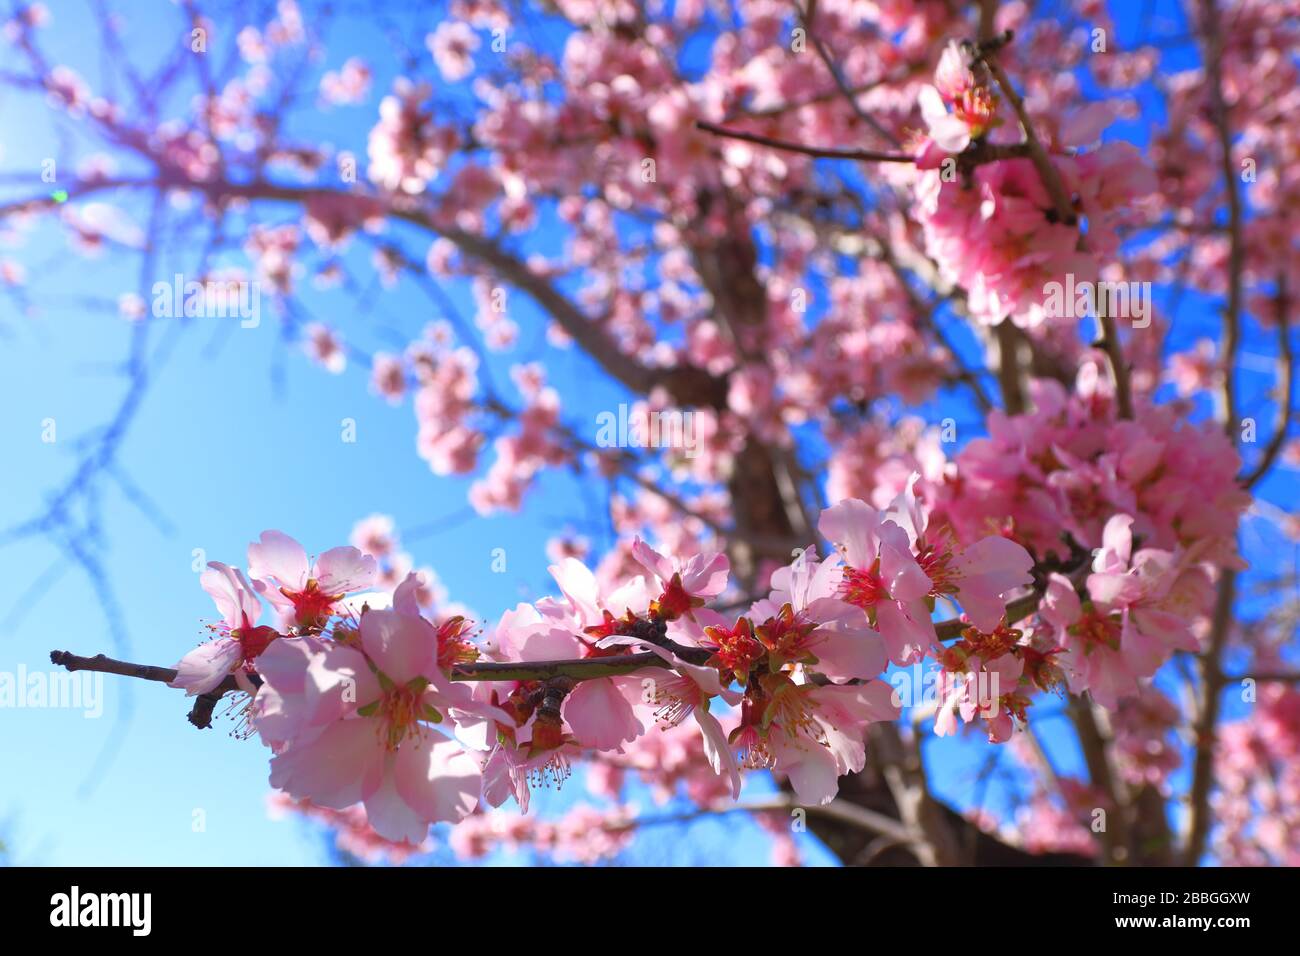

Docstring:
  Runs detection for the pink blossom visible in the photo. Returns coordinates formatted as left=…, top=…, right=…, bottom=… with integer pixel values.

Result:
left=760, top=679, right=900, bottom=805
left=426, top=22, right=480, bottom=82
left=248, top=531, right=377, bottom=629
left=319, top=57, right=372, bottom=105
left=1040, top=517, right=1204, bottom=708
left=751, top=549, right=889, bottom=682
left=170, top=562, right=278, bottom=696
left=264, top=606, right=484, bottom=843
left=630, top=537, right=729, bottom=621
left=370, top=352, right=408, bottom=404
left=886, top=475, right=1034, bottom=633
left=302, top=322, right=346, bottom=373
left=818, top=497, right=936, bottom=664
left=367, top=79, right=456, bottom=194
left=349, top=514, right=398, bottom=559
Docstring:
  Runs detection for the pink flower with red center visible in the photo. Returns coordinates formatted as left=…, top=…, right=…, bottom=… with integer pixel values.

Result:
left=170, top=562, right=280, bottom=697
left=263, top=605, right=488, bottom=844
left=750, top=548, right=889, bottom=681
left=916, top=41, right=1000, bottom=155
left=248, top=530, right=378, bottom=630
left=702, top=616, right=766, bottom=680
left=755, top=674, right=900, bottom=805
left=596, top=617, right=745, bottom=798
left=631, top=537, right=729, bottom=622
left=818, top=497, right=936, bottom=665
left=1040, top=515, right=1205, bottom=708
left=886, top=475, right=1035, bottom=633
left=544, top=557, right=654, bottom=751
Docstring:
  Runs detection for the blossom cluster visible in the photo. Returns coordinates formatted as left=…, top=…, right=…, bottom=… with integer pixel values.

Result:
left=169, top=479, right=1057, bottom=844
left=170, top=418, right=1256, bottom=848
left=906, top=40, right=1158, bottom=330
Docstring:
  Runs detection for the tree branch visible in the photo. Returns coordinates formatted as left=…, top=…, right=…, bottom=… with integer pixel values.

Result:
left=1184, top=567, right=1236, bottom=865
left=48, top=593, right=1040, bottom=702
left=623, top=794, right=914, bottom=845
left=1183, top=0, right=1248, bottom=867
left=694, top=121, right=916, bottom=163
left=1240, top=271, right=1292, bottom=488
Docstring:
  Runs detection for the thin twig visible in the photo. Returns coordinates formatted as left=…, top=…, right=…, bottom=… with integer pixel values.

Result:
left=1241, top=271, right=1292, bottom=488
left=1184, top=0, right=1246, bottom=868
left=48, top=594, right=1041, bottom=697
left=694, top=120, right=916, bottom=163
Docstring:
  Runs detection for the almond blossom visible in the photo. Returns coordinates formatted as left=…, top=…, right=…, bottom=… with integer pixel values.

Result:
left=885, top=475, right=1035, bottom=634
left=263, top=605, right=485, bottom=843
left=817, top=497, right=940, bottom=665
left=1039, top=515, right=1204, bottom=708
left=248, top=530, right=378, bottom=630
left=170, top=562, right=278, bottom=697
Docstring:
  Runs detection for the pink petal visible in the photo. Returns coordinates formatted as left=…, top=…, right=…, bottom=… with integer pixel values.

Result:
left=562, top=677, right=642, bottom=751
left=1097, top=514, right=1135, bottom=569
left=363, top=764, right=431, bottom=845
left=200, top=561, right=262, bottom=630
left=694, top=706, right=742, bottom=799
left=169, top=637, right=242, bottom=696
left=885, top=473, right=929, bottom=547
left=812, top=626, right=889, bottom=682
left=875, top=599, right=935, bottom=665
left=313, top=545, right=377, bottom=594
left=770, top=733, right=839, bottom=805
left=1060, top=102, right=1114, bottom=147
left=393, top=735, right=482, bottom=825
left=548, top=557, right=601, bottom=625
left=631, top=537, right=674, bottom=585
left=952, top=535, right=1034, bottom=632
left=269, top=718, right=383, bottom=809
left=1041, top=573, right=1081, bottom=629
left=818, top=498, right=883, bottom=568
left=879, top=526, right=932, bottom=601
left=679, top=550, right=730, bottom=598
left=248, top=530, right=309, bottom=589
left=307, top=642, right=380, bottom=718
left=480, top=747, right=517, bottom=809
left=392, top=572, right=424, bottom=616
left=360, top=608, right=434, bottom=682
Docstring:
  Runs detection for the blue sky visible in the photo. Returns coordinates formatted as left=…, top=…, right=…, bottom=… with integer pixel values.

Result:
left=0, top=0, right=1294, bottom=866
